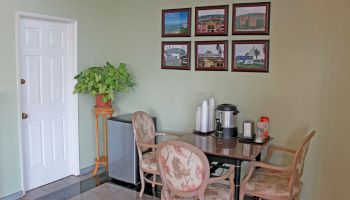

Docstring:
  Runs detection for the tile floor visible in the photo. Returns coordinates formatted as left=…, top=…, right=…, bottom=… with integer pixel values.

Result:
left=20, top=171, right=159, bottom=200
left=20, top=171, right=253, bottom=200
left=21, top=171, right=107, bottom=200
left=69, top=183, right=157, bottom=200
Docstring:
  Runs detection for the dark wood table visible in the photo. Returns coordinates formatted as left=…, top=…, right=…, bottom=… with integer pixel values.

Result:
left=176, top=133, right=272, bottom=200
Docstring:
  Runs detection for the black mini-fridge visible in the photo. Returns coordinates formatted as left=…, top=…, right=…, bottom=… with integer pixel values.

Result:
left=107, top=113, right=156, bottom=185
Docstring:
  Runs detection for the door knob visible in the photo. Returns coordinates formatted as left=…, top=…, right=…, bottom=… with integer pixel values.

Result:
left=21, top=79, right=25, bottom=84
left=22, top=113, right=28, bottom=119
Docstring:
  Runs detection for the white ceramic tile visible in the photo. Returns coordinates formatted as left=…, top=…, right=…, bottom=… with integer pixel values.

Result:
left=68, top=194, right=82, bottom=200
left=106, top=188, right=157, bottom=200
left=80, top=190, right=107, bottom=200
left=90, top=183, right=123, bottom=195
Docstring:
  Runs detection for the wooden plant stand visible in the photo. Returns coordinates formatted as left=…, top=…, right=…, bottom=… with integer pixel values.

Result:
left=92, top=107, right=114, bottom=175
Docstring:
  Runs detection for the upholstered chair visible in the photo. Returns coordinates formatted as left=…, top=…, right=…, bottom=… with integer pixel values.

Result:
left=132, top=111, right=183, bottom=197
left=157, top=140, right=235, bottom=200
left=239, top=131, right=316, bottom=200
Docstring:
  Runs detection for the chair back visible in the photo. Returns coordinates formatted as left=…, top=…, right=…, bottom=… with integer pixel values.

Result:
left=157, top=140, right=210, bottom=199
left=132, top=111, right=156, bottom=152
left=288, top=131, right=315, bottom=190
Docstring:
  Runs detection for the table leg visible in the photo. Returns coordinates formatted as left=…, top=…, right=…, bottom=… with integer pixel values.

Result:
left=256, top=153, right=261, bottom=161
left=234, top=160, right=241, bottom=200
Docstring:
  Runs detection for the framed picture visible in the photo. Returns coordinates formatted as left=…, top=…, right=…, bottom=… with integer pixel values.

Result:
left=195, top=41, right=228, bottom=71
left=162, top=8, right=191, bottom=37
left=161, top=41, right=191, bottom=70
left=195, top=5, right=228, bottom=36
left=232, top=2, right=271, bottom=35
left=232, top=40, right=269, bottom=73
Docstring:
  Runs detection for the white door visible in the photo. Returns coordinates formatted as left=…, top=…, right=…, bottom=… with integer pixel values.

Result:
left=19, top=18, right=71, bottom=190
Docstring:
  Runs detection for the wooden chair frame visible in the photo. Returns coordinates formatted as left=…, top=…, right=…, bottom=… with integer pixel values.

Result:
left=157, top=140, right=235, bottom=200
left=240, top=131, right=316, bottom=200
left=132, top=111, right=185, bottom=197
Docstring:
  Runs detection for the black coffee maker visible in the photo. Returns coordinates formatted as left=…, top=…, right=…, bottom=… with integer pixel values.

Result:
left=215, top=104, right=239, bottom=138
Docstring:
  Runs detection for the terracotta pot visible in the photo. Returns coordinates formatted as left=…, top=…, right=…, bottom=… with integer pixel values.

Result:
left=96, top=95, right=112, bottom=108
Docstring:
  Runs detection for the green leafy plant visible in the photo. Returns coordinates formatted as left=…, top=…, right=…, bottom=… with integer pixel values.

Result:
left=73, top=62, right=134, bottom=103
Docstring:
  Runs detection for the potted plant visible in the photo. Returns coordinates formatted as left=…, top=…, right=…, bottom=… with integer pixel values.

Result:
left=73, top=62, right=134, bottom=107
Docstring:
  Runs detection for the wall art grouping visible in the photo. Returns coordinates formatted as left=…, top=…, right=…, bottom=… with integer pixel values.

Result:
left=161, top=2, right=271, bottom=73
left=161, top=40, right=270, bottom=72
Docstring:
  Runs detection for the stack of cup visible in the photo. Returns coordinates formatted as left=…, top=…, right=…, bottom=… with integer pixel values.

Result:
left=195, top=94, right=215, bottom=133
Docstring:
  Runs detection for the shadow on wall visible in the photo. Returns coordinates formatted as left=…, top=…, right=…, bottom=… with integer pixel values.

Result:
left=270, top=126, right=309, bottom=166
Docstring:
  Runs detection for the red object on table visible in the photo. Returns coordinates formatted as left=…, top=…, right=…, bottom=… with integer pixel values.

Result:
left=260, top=116, right=269, bottom=139
left=260, top=116, right=269, bottom=122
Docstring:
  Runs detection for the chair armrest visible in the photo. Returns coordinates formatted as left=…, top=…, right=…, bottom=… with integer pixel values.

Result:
left=264, top=145, right=296, bottom=163
left=208, top=165, right=235, bottom=184
left=135, top=142, right=158, bottom=160
left=137, top=142, right=158, bottom=149
left=269, top=145, right=296, bottom=154
left=254, top=161, right=291, bottom=172
left=155, top=131, right=188, bottom=137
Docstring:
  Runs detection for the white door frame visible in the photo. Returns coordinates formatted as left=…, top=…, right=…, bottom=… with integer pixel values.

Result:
left=15, top=11, right=79, bottom=192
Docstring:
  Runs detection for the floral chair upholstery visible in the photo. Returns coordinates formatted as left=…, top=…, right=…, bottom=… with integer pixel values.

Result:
left=240, top=131, right=316, bottom=200
left=132, top=111, right=161, bottom=197
left=157, top=140, right=235, bottom=200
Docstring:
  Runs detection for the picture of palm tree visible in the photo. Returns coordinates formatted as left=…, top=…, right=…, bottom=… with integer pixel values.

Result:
left=254, top=48, right=260, bottom=60
left=195, top=41, right=228, bottom=71
left=232, top=40, right=269, bottom=72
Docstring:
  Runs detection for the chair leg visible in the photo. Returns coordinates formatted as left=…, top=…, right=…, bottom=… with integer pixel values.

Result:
left=91, top=162, right=99, bottom=176
left=239, top=188, right=246, bottom=200
left=139, top=168, right=145, bottom=197
left=152, top=173, right=156, bottom=187
left=294, top=192, right=301, bottom=200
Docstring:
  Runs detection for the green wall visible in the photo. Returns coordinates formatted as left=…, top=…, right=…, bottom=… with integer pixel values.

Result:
left=106, top=0, right=349, bottom=199
left=1, top=0, right=349, bottom=199
left=0, top=0, right=120, bottom=197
